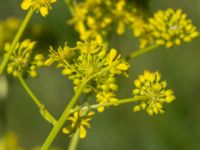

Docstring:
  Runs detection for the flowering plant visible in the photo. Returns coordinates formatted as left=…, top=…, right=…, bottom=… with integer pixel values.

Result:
left=0, top=0, right=199, bottom=150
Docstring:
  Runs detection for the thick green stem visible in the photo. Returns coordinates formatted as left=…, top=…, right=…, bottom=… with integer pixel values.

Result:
left=18, top=75, right=57, bottom=125
left=40, top=79, right=87, bottom=150
left=68, top=129, right=80, bottom=150
left=126, top=45, right=159, bottom=60
left=0, top=9, right=34, bottom=75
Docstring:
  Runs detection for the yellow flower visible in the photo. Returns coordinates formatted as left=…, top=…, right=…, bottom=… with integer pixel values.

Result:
left=137, top=9, right=199, bottom=48
left=106, top=48, right=129, bottom=74
left=21, top=0, right=57, bottom=17
left=46, top=40, right=129, bottom=96
left=5, top=39, right=36, bottom=77
left=76, top=40, right=103, bottom=54
left=45, top=43, right=75, bottom=66
left=131, top=17, right=148, bottom=37
left=107, top=48, right=118, bottom=65
left=132, top=70, right=175, bottom=116
left=0, top=132, right=23, bottom=150
left=63, top=110, right=94, bottom=139
left=68, top=0, right=143, bottom=41
left=4, top=39, right=44, bottom=77
left=96, top=91, right=118, bottom=112
left=28, top=54, right=45, bottom=77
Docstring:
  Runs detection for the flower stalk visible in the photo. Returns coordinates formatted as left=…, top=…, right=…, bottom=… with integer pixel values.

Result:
left=0, top=9, right=34, bottom=75
left=91, top=96, right=147, bottom=110
left=68, top=129, right=80, bottom=150
left=18, top=75, right=57, bottom=125
left=40, top=79, right=88, bottom=150
left=126, top=45, right=159, bottom=60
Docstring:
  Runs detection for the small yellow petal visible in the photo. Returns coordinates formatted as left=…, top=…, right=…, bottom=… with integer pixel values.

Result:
left=50, top=0, right=57, bottom=3
left=29, top=70, right=38, bottom=78
left=34, top=54, right=44, bottom=60
left=116, top=63, right=129, bottom=71
left=79, top=126, right=87, bottom=139
left=133, top=105, right=141, bottom=112
left=132, top=89, right=140, bottom=95
left=40, top=7, right=48, bottom=17
left=107, top=49, right=117, bottom=64
left=62, top=128, right=70, bottom=134
left=134, top=79, right=141, bottom=87
left=21, top=0, right=32, bottom=10
left=166, top=41, right=173, bottom=48
left=141, top=103, right=147, bottom=109
left=147, top=108, right=154, bottom=116
left=166, top=95, right=176, bottom=103
left=7, top=66, right=13, bottom=74
left=97, top=106, right=104, bottom=113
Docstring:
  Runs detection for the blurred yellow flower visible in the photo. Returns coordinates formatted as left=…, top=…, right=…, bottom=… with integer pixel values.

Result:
left=68, top=0, right=143, bottom=41
left=137, top=9, right=199, bottom=48
left=4, top=39, right=44, bottom=77
left=21, top=0, right=57, bottom=17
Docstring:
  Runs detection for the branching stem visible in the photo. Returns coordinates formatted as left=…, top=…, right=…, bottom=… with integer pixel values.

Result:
left=68, top=129, right=80, bottom=150
left=18, top=75, right=57, bottom=125
left=40, top=79, right=87, bottom=150
left=91, top=96, right=147, bottom=109
left=126, top=45, right=159, bottom=60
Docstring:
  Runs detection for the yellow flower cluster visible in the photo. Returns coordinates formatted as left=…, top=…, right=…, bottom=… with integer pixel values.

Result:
left=132, top=70, right=175, bottom=116
left=68, top=0, right=143, bottom=42
left=45, top=40, right=129, bottom=111
left=45, top=40, right=129, bottom=93
left=63, top=109, right=94, bottom=139
left=96, top=75, right=118, bottom=112
left=28, top=54, right=45, bottom=77
left=4, top=39, right=44, bottom=77
left=136, top=9, right=199, bottom=48
left=21, top=0, right=57, bottom=17
left=0, top=132, right=23, bottom=150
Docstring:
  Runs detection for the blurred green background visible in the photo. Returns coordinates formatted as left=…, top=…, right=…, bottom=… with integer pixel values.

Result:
left=0, top=0, right=200, bottom=150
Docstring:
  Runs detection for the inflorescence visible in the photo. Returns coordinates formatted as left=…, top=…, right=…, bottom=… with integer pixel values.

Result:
left=68, top=1, right=199, bottom=48
left=45, top=40, right=129, bottom=112
left=137, top=9, right=199, bottom=48
left=4, top=39, right=44, bottom=77
left=21, top=0, right=57, bottom=17
left=132, top=70, right=175, bottom=115
left=63, top=106, right=95, bottom=139
left=68, top=0, right=144, bottom=43
left=0, top=0, right=198, bottom=144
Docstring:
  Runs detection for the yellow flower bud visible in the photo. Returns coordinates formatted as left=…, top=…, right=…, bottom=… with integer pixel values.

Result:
left=107, top=49, right=117, bottom=64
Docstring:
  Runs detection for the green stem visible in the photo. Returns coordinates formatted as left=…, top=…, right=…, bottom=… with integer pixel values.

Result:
left=68, top=129, right=80, bottom=150
left=40, top=79, right=88, bottom=150
left=65, top=0, right=74, bottom=14
left=91, top=96, right=147, bottom=109
left=68, top=96, right=148, bottom=114
left=0, top=9, right=34, bottom=75
left=126, top=45, right=159, bottom=60
left=18, top=75, right=57, bottom=125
